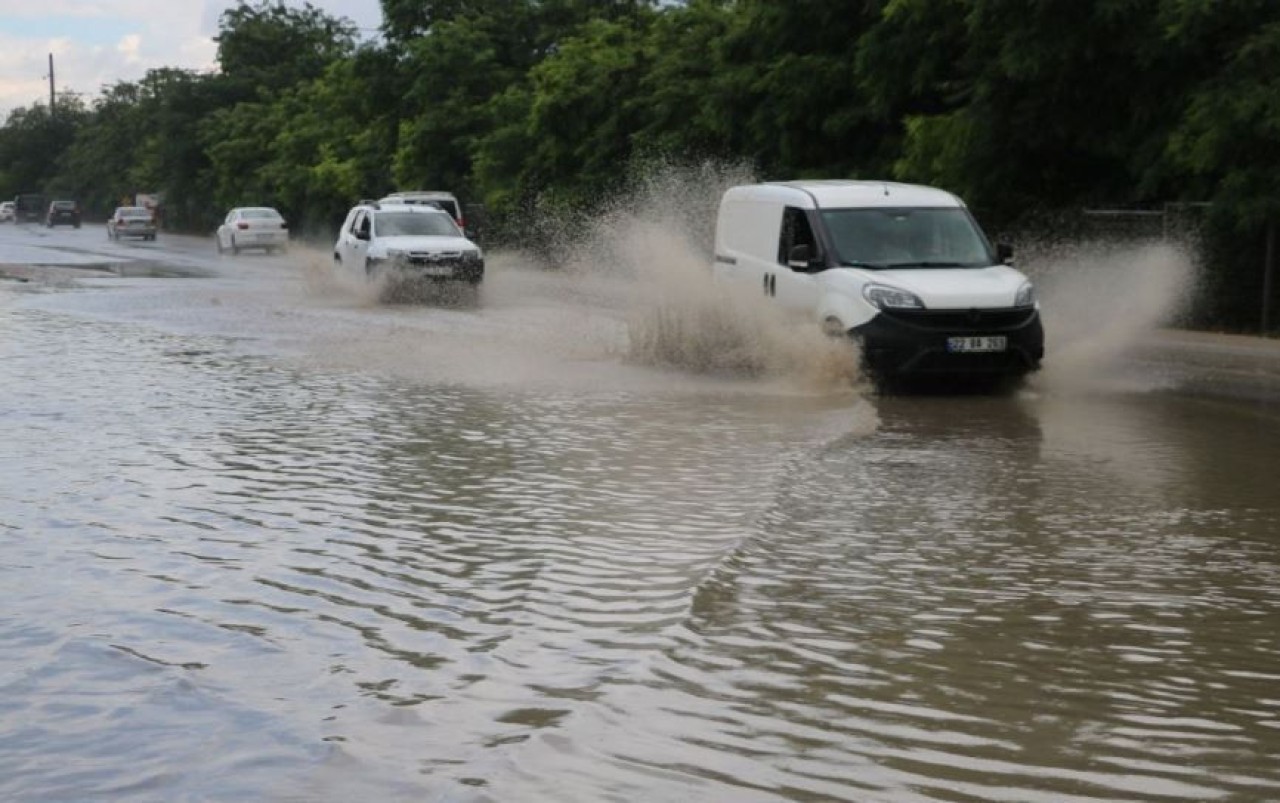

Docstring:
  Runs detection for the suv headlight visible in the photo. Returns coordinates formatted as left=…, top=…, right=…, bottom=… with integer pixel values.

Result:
left=1015, top=281, right=1036, bottom=307
left=863, top=283, right=925, bottom=310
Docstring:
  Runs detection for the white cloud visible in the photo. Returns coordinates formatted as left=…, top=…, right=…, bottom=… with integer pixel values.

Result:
left=117, top=34, right=144, bottom=65
left=0, top=0, right=381, bottom=120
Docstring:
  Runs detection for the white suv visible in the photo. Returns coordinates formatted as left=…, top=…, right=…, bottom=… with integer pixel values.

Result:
left=333, top=201, right=484, bottom=285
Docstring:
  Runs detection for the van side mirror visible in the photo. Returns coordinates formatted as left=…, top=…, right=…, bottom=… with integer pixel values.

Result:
left=996, top=243, right=1014, bottom=265
left=356, top=224, right=371, bottom=241
left=787, top=243, right=814, bottom=270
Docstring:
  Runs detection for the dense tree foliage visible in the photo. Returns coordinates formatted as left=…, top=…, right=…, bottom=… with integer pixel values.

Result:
left=2, top=0, right=1278, bottom=330
left=215, top=1, right=358, bottom=99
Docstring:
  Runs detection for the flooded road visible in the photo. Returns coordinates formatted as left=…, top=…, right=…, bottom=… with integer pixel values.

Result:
left=2, top=221, right=1279, bottom=801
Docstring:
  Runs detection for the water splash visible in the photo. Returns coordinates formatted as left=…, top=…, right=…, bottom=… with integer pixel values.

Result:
left=1028, top=240, right=1198, bottom=391
left=548, top=160, right=864, bottom=389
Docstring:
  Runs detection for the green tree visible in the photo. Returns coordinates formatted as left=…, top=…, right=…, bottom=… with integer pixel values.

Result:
left=519, top=16, right=653, bottom=207
left=1167, top=8, right=1280, bottom=330
left=630, top=0, right=736, bottom=159
left=263, top=50, right=402, bottom=235
left=127, top=68, right=224, bottom=231
left=1168, top=11, right=1280, bottom=229
left=0, top=97, right=85, bottom=198
left=392, top=16, right=524, bottom=198
left=711, top=0, right=883, bottom=178
left=215, top=0, right=358, bottom=100
left=58, top=83, right=165, bottom=217
left=886, top=0, right=1222, bottom=223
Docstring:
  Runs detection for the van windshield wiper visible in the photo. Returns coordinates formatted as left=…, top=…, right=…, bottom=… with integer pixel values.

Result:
left=838, top=259, right=884, bottom=269
left=882, top=260, right=970, bottom=268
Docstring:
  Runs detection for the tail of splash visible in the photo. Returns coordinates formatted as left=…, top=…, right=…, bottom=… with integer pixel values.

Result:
left=1033, top=241, right=1198, bottom=388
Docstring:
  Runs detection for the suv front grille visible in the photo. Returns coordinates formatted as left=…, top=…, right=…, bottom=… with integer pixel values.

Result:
left=402, top=251, right=463, bottom=264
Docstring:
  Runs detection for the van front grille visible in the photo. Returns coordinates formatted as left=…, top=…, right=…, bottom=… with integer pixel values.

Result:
left=882, top=307, right=1037, bottom=332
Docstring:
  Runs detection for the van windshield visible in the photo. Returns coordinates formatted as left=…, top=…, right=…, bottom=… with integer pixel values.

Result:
left=820, top=207, right=994, bottom=269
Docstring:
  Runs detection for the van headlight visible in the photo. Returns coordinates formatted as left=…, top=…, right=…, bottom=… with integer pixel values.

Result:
left=864, top=283, right=925, bottom=310
left=1015, top=281, right=1036, bottom=307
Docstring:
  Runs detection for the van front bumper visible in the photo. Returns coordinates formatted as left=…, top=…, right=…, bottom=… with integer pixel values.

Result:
left=852, top=306, right=1044, bottom=377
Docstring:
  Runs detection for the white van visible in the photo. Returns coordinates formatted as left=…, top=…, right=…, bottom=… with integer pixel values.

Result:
left=378, top=191, right=465, bottom=229
left=712, top=180, right=1043, bottom=381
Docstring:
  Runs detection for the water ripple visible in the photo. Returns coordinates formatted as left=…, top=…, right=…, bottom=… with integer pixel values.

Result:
left=3, top=299, right=1279, bottom=800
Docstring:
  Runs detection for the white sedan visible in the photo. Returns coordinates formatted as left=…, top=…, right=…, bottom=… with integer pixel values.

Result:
left=216, top=207, right=289, bottom=254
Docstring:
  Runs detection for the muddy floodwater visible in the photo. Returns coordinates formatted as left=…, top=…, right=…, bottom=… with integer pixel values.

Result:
left=2, top=224, right=1279, bottom=802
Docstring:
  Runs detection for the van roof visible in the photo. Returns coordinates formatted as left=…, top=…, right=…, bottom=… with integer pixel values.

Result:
left=381, top=191, right=457, bottom=200
left=729, top=180, right=963, bottom=210
left=371, top=202, right=451, bottom=215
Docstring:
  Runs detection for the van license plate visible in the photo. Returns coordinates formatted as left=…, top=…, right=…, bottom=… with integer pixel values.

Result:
left=419, top=266, right=453, bottom=277
left=947, top=336, right=1007, bottom=353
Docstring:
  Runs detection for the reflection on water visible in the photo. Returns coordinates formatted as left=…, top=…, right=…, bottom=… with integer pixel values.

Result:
left=1, top=300, right=1278, bottom=801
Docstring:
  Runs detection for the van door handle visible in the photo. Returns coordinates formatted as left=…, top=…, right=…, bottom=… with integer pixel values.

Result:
left=763, top=273, right=777, bottom=297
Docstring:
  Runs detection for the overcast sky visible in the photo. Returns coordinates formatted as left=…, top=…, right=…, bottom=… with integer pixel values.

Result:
left=0, top=0, right=384, bottom=120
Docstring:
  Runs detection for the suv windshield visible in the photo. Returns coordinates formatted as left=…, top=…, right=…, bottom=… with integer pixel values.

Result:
left=374, top=211, right=458, bottom=237
left=820, top=207, right=993, bottom=269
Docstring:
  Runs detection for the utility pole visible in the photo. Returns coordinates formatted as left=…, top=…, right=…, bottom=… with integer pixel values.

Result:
left=48, top=53, right=55, bottom=116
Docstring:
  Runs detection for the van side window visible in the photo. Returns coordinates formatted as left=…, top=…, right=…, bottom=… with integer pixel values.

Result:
left=778, top=207, right=818, bottom=267
left=350, top=210, right=366, bottom=235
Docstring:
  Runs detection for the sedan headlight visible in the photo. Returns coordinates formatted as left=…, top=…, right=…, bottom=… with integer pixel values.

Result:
left=1015, top=281, right=1036, bottom=307
left=863, top=283, right=925, bottom=310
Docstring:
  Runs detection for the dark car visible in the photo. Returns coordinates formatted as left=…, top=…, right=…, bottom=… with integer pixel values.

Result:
left=46, top=200, right=81, bottom=228
left=14, top=194, right=45, bottom=223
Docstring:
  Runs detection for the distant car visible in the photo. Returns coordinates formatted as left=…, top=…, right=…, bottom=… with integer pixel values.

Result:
left=45, top=199, right=81, bottom=228
left=333, top=201, right=484, bottom=285
left=215, top=207, right=289, bottom=255
left=0, top=201, right=13, bottom=223
left=377, top=191, right=465, bottom=230
left=13, top=194, right=45, bottom=223
left=107, top=206, right=157, bottom=241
